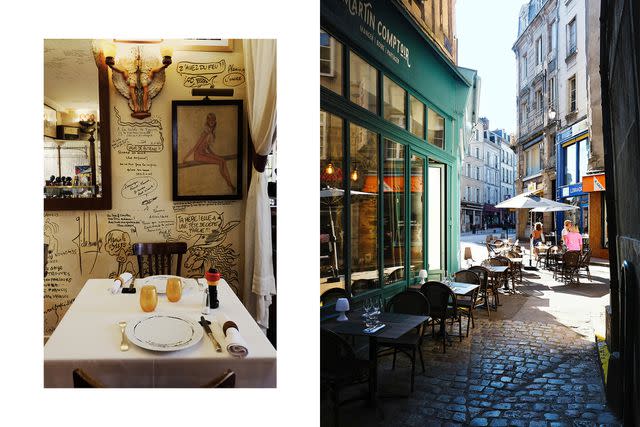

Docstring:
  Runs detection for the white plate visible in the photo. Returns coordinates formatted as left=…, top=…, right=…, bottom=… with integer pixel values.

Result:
left=135, top=275, right=197, bottom=294
left=125, top=314, right=203, bottom=352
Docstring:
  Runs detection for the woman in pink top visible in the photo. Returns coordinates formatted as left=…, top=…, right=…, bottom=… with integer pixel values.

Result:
left=565, top=225, right=583, bottom=251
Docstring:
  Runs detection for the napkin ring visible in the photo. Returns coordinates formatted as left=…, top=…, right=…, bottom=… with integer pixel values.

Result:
left=222, top=321, right=239, bottom=335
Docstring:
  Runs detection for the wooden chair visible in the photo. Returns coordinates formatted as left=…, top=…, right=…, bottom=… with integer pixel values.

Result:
left=72, top=368, right=236, bottom=388
left=132, top=242, right=187, bottom=277
left=320, top=328, right=370, bottom=426
left=377, top=291, right=430, bottom=393
left=321, top=288, right=349, bottom=307
left=453, top=270, right=481, bottom=336
left=420, top=281, right=461, bottom=353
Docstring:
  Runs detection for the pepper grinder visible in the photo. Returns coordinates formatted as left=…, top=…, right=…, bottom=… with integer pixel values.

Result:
left=205, top=268, right=220, bottom=309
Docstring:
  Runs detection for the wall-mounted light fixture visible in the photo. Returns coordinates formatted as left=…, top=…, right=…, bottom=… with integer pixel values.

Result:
left=350, top=163, right=359, bottom=181
left=324, top=161, right=335, bottom=175
left=102, top=40, right=172, bottom=119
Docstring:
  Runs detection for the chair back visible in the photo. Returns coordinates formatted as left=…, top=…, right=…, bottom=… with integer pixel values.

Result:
left=492, top=240, right=504, bottom=248
left=506, top=250, right=520, bottom=258
left=563, top=250, right=582, bottom=268
left=463, top=247, right=473, bottom=261
left=132, top=242, right=187, bottom=277
left=486, top=243, right=496, bottom=257
left=468, top=266, right=490, bottom=292
left=453, top=270, right=480, bottom=285
left=202, top=369, right=236, bottom=388
left=486, top=256, right=510, bottom=267
left=321, top=328, right=357, bottom=376
left=351, top=279, right=373, bottom=295
left=386, top=291, right=430, bottom=316
left=320, top=288, right=348, bottom=306
left=72, top=368, right=105, bottom=388
left=420, top=281, right=456, bottom=318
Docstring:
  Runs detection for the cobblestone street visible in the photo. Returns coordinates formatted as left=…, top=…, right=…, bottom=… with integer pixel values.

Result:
left=321, top=235, right=621, bottom=426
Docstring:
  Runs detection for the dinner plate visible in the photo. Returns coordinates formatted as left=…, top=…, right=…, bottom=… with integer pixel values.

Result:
left=135, top=275, right=198, bottom=294
left=125, top=314, right=203, bottom=352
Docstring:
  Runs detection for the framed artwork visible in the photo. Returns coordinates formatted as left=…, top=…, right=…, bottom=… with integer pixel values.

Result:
left=44, top=104, right=57, bottom=138
left=172, top=99, right=242, bottom=200
left=174, top=39, right=234, bottom=52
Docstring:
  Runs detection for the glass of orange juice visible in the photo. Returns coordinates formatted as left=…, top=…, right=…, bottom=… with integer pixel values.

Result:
left=140, top=285, right=158, bottom=312
left=166, top=277, right=182, bottom=302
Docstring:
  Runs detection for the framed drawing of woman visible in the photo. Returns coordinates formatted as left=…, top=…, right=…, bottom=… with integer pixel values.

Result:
left=172, top=99, right=243, bottom=200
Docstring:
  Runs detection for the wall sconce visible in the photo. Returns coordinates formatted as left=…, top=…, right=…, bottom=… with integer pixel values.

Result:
left=103, top=41, right=172, bottom=119
left=324, top=161, right=335, bottom=175
left=350, top=163, right=359, bottom=181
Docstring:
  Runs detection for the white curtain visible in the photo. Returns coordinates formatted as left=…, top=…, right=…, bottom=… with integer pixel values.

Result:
left=243, top=39, right=277, bottom=332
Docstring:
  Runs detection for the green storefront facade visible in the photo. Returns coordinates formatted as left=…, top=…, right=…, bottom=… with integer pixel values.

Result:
left=320, top=0, right=473, bottom=314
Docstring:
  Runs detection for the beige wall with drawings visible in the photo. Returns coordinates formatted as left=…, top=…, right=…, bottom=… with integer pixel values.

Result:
left=44, top=42, right=248, bottom=336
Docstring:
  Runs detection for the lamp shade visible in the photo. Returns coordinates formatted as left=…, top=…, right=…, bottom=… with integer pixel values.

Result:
left=418, top=269, right=428, bottom=284
left=335, top=298, right=349, bottom=321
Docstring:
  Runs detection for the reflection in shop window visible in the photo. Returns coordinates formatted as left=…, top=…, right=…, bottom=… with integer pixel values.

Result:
left=320, top=30, right=343, bottom=95
left=383, top=76, right=406, bottom=128
left=350, top=123, right=379, bottom=295
left=409, top=95, right=425, bottom=139
left=410, top=154, right=425, bottom=278
left=428, top=109, right=445, bottom=149
left=428, top=162, right=445, bottom=273
left=320, top=111, right=345, bottom=296
left=350, top=52, right=378, bottom=114
left=383, top=139, right=405, bottom=285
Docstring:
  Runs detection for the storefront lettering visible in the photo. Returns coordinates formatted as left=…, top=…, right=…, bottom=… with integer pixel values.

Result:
left=345, top=0, right=411, bottom=68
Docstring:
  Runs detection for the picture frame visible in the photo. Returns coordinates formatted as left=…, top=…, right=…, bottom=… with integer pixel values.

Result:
left=174, top=39, right=234, bottom=52
left=44, top=104, right=57, bottom=138
left=172, top=99, right=242, bottom=200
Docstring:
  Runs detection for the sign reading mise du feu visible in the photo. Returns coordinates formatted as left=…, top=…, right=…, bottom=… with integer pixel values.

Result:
left=342, top=0, right=411, bottom=68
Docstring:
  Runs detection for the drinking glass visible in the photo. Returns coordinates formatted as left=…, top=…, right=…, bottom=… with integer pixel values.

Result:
left=363, top=298, right=373, bottom=327
left=140, top=285, right=158, bottom=312
left=166, top=277, right=182, bottom=302
left=371, top=298, right=382, bottom=326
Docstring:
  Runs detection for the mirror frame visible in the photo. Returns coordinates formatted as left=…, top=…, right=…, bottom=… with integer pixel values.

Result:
left=45, top=50, right=112, bottom=211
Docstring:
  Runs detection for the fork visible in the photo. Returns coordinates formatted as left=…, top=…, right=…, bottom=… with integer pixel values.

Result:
left=118, top=321, right=129, bottom=351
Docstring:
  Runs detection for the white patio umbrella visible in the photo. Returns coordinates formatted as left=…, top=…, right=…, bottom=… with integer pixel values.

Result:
left=495, top=192, right=576, bottom=268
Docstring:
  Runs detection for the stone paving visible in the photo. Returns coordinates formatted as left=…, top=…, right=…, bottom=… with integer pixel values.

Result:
left=321, top=317, right=621, bottom=426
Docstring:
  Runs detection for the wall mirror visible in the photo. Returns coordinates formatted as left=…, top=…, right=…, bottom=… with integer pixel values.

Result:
left=44, top=39, right=111, bottom=210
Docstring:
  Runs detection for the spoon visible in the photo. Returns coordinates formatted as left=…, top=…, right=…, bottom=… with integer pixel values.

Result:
left=118, top=321, right=129, bottom=351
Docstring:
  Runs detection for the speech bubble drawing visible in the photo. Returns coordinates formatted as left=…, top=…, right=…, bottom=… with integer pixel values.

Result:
left=223, top=72, right=245, bottom=87
left=121, top=176, right=158, bottom=199
left=175, top=211, right=223, bottom=238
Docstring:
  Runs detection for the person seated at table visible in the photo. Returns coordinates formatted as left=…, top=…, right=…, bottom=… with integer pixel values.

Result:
left=561, top=219, right=573, bottom=248
left=565, top=224, right=583, bottom=252
left=530, top=222, right=545, bottom=259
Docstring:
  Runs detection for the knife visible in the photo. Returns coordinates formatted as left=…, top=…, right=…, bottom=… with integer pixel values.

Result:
left=199, top=316, right=222, bottom=352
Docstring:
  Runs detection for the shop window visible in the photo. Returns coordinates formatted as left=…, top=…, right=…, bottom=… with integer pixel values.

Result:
left=410, top=154, right=425, bottom=277
left=525, top=144, right=541, bottom=176
left=409, top=95, right=425, bottom=139
left=320, top=30, right=343, bottom=95
left=320, top=111, right=345, bottom=295
left=349, top=52, right=378, bottom=114
left=579, top=139, right=589, bottom=178
left=427, top=109, right=445, bottom=149
left=383, top=139, right=405, bottom=285
left=565, top=142, right=577, bottom=184
left=349, top=123, right=379, bottom=294
left=383, top=76, right=406, bottom=129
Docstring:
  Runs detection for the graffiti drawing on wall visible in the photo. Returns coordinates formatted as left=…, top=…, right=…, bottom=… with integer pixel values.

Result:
left=104, top=229, right=138, bottom=279
left=176, top=60, right=226, bottom=88
left=175, top=210, right=240, bottom=293
left=112, top=107, right=164, bottom=154
left=72, top=213, right=102, bottom=275
left=222, top=64, right=245, bottom=87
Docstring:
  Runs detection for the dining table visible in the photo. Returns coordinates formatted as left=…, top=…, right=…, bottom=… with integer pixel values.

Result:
left=322, top=310, right=428, bottom=405
left=44, top=277, right=276, bottom=388
left=484, top=265, right=512, bottom=292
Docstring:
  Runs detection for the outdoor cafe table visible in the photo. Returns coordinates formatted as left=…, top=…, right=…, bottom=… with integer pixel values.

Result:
left=322, top=311, right=428, bottom=403
left=484, top=265, right=511, bottom=292
left=44, top=278, right=276, bottom=388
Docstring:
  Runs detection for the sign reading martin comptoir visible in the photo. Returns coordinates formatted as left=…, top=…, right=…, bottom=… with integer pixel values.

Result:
left=343, top=0, right=411, bottom=68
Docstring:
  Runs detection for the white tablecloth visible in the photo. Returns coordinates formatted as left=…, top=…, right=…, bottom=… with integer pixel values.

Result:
left=44, top=278, right=276, bottom=388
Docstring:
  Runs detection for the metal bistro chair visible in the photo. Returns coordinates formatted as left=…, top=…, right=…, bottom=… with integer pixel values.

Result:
left=578, top=248, right=593, bottom=282
left=544, top=245, right=561, bottom=271
left=482, top=257, right=511, bottom=293
left=560, top=250, right=583, bottom=285
left=420, top=281, right=461, bottom=353
left=377, top=291, right=430, bottom=393
left=132, top=242, right=188, bottom=277
left=468, top=265, right=495, bottom=318
left=321, top=288, right=349, bottom=307
left=453, top=270, right=481, bottom=336
left=321, top=328, right=370, bottom=426
left=506, top=250, right=523, bottom=287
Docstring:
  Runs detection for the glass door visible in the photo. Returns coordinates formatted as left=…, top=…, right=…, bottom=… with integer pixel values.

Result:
left=428, top=161, right=446, bottom=279
left=409, top=152, right=426, bottom=282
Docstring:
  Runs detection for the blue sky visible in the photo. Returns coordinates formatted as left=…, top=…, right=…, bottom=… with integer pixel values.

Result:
left=456, top=0, right=525, bottom=134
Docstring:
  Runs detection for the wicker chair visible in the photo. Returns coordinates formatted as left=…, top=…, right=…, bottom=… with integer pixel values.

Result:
left=453, top=270, right=481, bottom=336
left=561, top=251, right=583, bottom=285
left=321, top=288, right=349, bottom=307
left=420, top=281, right=461, bottom=353
left=468, top=265, right=495, bottom=318
left=578, top=248, right=593, bottom=282
left=483, top=257, right=511, bottom=292
left=378, top=291, right=430, bottom=392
